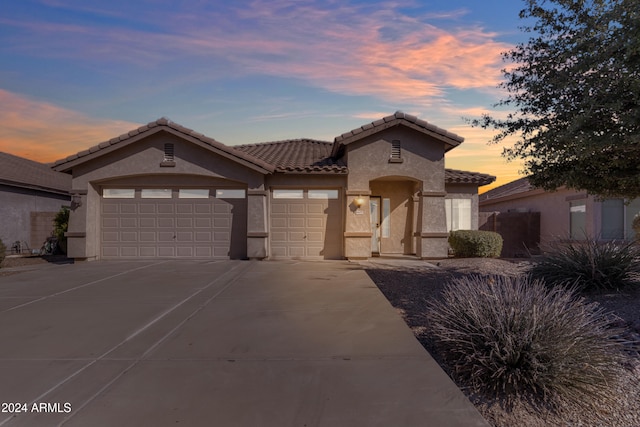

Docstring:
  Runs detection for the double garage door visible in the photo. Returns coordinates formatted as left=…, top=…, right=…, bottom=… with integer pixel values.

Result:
left=270, top=189, right=342, bottom=259
left=101, top=188, right=246, bottom=259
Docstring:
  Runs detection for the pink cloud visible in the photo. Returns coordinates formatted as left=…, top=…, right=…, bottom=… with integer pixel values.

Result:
left=0, top=90, right=138, bottom=162
left=5, top=2, right=512, bottom=105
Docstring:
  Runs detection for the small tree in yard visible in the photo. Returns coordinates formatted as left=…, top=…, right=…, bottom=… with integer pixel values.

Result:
left=473, top=0, right=640, bottom=199
left=53, top=207, right=69, bottom=254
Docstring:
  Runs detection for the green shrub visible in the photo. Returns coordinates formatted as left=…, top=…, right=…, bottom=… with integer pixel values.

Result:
left=427, top=275, right=624, bottom=407
left=529, top=238, right=640, bottom=291
left=448, top=230, right=503, bottom=258
left=53, top=206, right=69, bottom=254
left=0, top=238, right=5, bottom=266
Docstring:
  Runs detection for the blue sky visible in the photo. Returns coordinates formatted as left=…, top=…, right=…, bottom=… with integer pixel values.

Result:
left=0, top=0, right=529, bottom=190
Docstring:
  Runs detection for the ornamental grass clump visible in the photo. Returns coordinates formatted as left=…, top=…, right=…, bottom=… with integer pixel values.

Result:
left=529, top=238, right=640, bottom=291
left=427, top=275, right=624, bottom=408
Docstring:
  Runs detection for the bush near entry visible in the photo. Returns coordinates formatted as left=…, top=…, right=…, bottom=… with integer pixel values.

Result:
left=448, top=230, right=503, bottom=258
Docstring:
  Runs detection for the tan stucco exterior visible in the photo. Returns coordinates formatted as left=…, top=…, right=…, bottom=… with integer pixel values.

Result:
left=54, top=114, right=494, bottom=261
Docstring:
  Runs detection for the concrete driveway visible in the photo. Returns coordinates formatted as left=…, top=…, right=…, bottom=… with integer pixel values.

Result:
left=0, top=260, right=488, bottom=427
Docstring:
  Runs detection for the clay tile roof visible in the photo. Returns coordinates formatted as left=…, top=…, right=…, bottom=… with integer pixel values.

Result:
left=479, top=177, right=535, bottom=202
left=0, top=152, right=71, bottom=195
left=334, top=111, right=464, bottom=153
left=445, top=168, right=496, bottom=186
left=233, top=139, right=347, bottom=174
left=52, top=118, right=274, bottom=173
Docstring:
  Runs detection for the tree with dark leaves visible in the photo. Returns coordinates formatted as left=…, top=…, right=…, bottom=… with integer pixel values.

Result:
left=474, top=0, right=640, bottom=199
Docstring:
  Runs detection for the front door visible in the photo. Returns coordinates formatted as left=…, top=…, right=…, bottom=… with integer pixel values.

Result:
left=370, top=196, right=380, bottom=253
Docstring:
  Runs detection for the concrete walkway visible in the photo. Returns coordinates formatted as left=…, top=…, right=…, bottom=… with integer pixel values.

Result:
left=0, top=260, right=488, bottom=427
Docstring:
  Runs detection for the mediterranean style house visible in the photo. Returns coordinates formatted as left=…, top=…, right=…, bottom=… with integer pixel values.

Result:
left=0, top=152, right=71, bottom=253
left=480, top=177, right=640, bottom=248
left=52, top=112, right=495, bottom=261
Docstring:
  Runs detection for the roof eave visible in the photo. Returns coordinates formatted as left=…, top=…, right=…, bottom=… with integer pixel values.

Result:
left=52, top=121, right=275, bottom=175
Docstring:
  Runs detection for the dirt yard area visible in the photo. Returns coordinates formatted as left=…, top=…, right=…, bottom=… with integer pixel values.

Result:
left=367, top=258, right=640, bottom=427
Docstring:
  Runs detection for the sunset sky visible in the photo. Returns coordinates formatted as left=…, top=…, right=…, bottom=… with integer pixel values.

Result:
left=0, top=0, right=531, bottom=191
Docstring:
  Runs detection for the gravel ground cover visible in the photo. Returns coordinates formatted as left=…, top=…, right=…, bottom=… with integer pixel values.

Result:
left=366, top=258, right=640, bottom=427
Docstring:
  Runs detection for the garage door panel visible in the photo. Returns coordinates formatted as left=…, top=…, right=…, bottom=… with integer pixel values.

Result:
left=195, top=232, right=212, bottom=242
left=288, top=231, right=305, bottom=241
left=289, top=205, right=305, bottom=214
left=306, top=218, right=323, bottom=228
left=103, top=218, right=118, bottom=228
left=306, top=231, right=323, bottom=242
left=102, top=204, right=119, bottom=214
left=120, top=232, right=138, bottom=242
left=120, top=247, right=138, bottom=257
left=195, top=247, right=212, bottom=257
left=177, top=204, right=193, bottom=214
left=288, top=218, right=305, bottom=228
left=139, top=204, right=156, bottom=214
left=306, top=204, right=324, bottom=214
left=120, top=218, right=137, bottom=228
left=213, top=217, right=230, bottom=228
left=270, top=190, right=342, bottom=259
left=120, top=205, right=137, bottom=214
left=194, top=218, right=212, bottom=228
left=157, top=204, right=174, bottom=214
left=176, top=232, right=193, bottom=242
left=177, top=218, right=193, bottom=228
left=139, top=247, right=157, bottom=257
left=158, top=247, right=175, bottom=257
left=102, top=232, right=119, bottom=242
left=214, top=203, right=231, bottom=214
left=158, top=218, right=174, bottom=228
left=176, top=247, right=193, bottom=257
left=139, top=232, right=156, bottom=242
left=158, top=232, right=175, bottom=242
left=139, top=218, right=156, bottom=228
left=102, top=187, right=246, bottom=259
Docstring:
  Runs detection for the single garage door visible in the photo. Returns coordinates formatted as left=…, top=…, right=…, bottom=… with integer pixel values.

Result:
left=270, top=189, right=342, bottom=259
left=101, top=188, right=246, bottom=259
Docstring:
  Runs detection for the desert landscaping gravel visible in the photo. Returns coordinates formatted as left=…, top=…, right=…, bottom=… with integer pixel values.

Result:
left=366, top=257, right=640, bottom=427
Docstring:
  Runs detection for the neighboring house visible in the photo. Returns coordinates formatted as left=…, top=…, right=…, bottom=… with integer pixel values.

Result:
left=52, top=112, right=495, bottom=261
left=0, top=152, right=71, bottom=253
left=480, top=177, right=640, bottom=248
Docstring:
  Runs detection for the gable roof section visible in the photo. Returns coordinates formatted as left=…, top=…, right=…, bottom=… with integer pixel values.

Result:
left=479, top=177, right=540, bottom=204
left=0, top=152, right=71, bottom=195
left=234, top=139, right=347, bottom=174
left=332, top=111, right=464, bottom=157
left=52, top=118, right=274, bottom=174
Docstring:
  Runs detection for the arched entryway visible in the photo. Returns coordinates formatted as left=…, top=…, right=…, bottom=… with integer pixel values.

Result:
left=369, top=177, right=421, bottom=256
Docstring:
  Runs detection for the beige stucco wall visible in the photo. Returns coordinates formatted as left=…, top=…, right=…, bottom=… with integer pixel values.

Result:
left=65, top=131, right=267, bottom=260
left=341, top=125, right=448, bottom=259
left=479, top=188, right=594, bottom=247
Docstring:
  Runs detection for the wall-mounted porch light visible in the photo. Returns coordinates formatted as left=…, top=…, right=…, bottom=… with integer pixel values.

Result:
left=71, top=194, right=82, bottom=209
left=354, top=195, right=365, bottom=208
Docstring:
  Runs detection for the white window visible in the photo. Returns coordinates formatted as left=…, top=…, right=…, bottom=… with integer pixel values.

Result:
left=624, top=199, right=640, bottom=240
left=216, top=189, right=246, bottom=199
left=179, top=189, right=209, bottom=199
left=381, top=198, right=390, bottom=238
left=141, top=189, right=172, bottom=199
left=103, top=189, right=135, bottom=199
left=308, top=190, right=338, bottom=199
left=273, top=189, right=303, bottom=199
left=445, top=199, right=471, bottom=231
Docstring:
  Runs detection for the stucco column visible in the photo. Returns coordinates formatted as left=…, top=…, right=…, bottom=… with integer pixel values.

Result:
left=417, top=191, right=449, bottom=258
left=344, top=190, right=371, bottom=260
left=246, top=189, right=268, bottom=259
